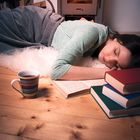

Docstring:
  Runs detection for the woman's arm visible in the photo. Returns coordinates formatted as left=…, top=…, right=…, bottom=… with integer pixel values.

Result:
left=58, top=65, right=110, bottom=80
left=51, top=22, right=108, bottom=80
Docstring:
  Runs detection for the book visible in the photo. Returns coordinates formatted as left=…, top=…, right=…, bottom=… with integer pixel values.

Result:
left=102, top=84, right=140, bottom=108
left=90, top=86, right=140, bottom=118
left=52, top=79, right=106, bottom=98
left=104, top=68, right=140, bottom=94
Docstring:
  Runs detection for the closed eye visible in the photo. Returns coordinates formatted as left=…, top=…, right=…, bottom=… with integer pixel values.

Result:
left=114, top=47, right=120, bottom=56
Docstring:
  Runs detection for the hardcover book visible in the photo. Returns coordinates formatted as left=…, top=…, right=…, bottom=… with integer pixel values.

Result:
left=104, top=68, right=140, bottom=94
left=102, top=84, right=140, bottom=108
left=90, top=86, right=140, bottom=118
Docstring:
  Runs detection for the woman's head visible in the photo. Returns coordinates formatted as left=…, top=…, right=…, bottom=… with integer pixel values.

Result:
left=98, top=33, right=140, bottom=69
left=113, top=34, right=140, bottom=68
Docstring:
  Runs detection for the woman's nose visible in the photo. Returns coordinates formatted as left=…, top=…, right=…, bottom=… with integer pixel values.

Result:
left=104, top=56, right=118, bottom=67
left=104, top=55, right=115, bottom=61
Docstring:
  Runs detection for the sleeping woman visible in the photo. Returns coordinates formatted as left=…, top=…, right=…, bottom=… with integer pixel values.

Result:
left=0, top=5, right=140, bottom=80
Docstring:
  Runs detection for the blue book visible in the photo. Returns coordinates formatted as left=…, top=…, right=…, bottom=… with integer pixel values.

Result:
left=102, top=84, right=140, bottom=108
left=90, top=86, right=140, bottom=119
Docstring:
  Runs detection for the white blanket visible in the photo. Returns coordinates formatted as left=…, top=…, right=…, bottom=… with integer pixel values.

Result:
left=0, top=46, right=106, bottom=77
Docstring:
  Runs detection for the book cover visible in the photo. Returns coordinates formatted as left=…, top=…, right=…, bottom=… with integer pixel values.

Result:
left=102, top=84, right=140, bottom=108
left=90, top=86, right=140, bottom=119
left=104, top=68, right=140, bottom=94
left=52, top=79, right=105, bottom=98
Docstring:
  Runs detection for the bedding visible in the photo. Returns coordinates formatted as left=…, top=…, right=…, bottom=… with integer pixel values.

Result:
left=0, top=5, right=64, bottom=53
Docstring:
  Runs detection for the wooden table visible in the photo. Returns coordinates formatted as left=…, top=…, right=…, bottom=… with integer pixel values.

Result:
left=0, top=66, right=140, bottom=140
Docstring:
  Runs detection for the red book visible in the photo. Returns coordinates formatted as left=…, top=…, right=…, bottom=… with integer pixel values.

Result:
left=104, top=68, right=140, bottom=95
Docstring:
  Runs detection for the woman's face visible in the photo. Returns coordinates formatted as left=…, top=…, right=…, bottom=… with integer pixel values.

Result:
left=98, top=38, right=132, bottom=69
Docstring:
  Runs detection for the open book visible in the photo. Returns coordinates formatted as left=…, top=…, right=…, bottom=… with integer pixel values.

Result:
left=52, top=79, right=106, bottom=98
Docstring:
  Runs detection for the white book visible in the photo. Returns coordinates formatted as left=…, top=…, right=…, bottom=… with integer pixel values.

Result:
left=52, top=79, right=106, bottom=98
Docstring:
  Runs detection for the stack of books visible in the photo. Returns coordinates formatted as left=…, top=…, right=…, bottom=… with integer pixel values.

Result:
left=90, top=68, right=140, bottom=118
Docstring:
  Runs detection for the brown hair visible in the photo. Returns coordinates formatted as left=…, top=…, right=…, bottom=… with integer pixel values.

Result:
left=113, top=34, right=140, bottom=68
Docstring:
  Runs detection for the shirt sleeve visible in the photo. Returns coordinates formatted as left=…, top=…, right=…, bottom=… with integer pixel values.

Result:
left=50, top=25, right=99, bottom=80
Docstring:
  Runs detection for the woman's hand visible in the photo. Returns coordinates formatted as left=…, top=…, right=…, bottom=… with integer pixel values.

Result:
left=80, top=17, right=95, bottom=23
left=80, top=17, right=87, bottom=21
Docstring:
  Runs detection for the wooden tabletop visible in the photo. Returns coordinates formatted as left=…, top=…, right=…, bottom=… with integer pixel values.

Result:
left=0, top=66, right=140, bottom=140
